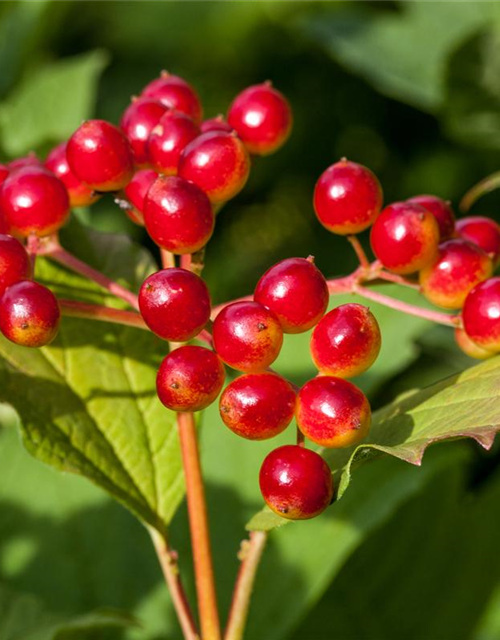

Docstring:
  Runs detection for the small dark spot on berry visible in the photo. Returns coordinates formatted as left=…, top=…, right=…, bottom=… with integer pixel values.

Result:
left=279, top=506, right=289, bottom=514
left=220, top=404, right=229, bottom=414
left=146, top=283, right=153, bottom=291
left=257, top=322, right=266, bottom=331
left=21, top=322, right=29, bottom=330
left=170, top=382, right=179, bottom=389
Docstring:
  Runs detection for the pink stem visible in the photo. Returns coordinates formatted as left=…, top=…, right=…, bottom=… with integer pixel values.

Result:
left=347, top=235, right=370, bottom=270
left=161, top=249, right=176, bottom=269
left=60, top=300, right=148, bottom=330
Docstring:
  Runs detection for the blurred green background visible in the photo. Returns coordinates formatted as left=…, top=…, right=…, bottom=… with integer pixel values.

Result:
left=2, top=1, right=500, bottom=639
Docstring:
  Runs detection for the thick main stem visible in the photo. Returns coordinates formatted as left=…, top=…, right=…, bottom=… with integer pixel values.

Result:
left=149, top=528, right=200, bottom=640
left=60, top=300, right=148, bottom=330
left=177, top=412, right=221, bottom=640
left=225, top=532, right=268, bottom=640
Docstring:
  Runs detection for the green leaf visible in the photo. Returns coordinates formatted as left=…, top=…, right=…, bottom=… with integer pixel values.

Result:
left=0, top=585, right=136, bottom=640
left=248, top=355, right=500, bottom=531
left=0, top=50, right=108, bottom=157
left=301, top=2, right=498, bottom=112
left=0, top=221, right=184, bottom=534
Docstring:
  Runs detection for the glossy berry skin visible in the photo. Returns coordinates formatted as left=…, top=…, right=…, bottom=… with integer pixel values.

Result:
left=296, top=376, right=371, bottom=448
left=157, top=346, right=225, bottom=412
left=0, top=281, right=60, bottom=347
left=0, top=234, right=31, bottom=295
left=201, top=116, right=233, bottom=134
left=139, top=268, right=210, bottom=342
left=259, top=445, right=333, bottom=520
left=227, top=83, right=292, bottom=156
left=311, top=304, right=381, bottom=378
left=455, top=328, right=494, bottom=360
left=178, top=131, right=250, bottom=204
left=148, top=111, right=200, bottom=175
left=8, top=154, right=43, bottom=171
left=254, top=257, right=328, bottom=334
left=45, top=142, right=99, bottom=208
left=0, top=166, right=70, bottom=237
left=407, top=195, right=455, bottom=240
left=419, top=239, right=492, bottom=310
left=122, top=169, right=158, bottom=225
left=142, top=72, right=203, bottom=123
left=219, top=372, right=296, bottom=440
left=462, top=277, right=500, bottom=351
left=67, top=120, right=134, bottom=191
left=0, top=164, right=10, bottom=186
left=456, top=216, right=500, bottom=267
left=314, top=160, right=383, bottom=235
left=370, top=201, right=439, bottom=275
left=212, top=301, right=283, bottom=372
left=120, top=97, right=167, bottom=167
left=144, top=175, right=214, bottom=254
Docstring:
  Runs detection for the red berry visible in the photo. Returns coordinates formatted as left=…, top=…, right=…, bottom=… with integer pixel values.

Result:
left=370, top=201, right=439, bottom=274
left=45, top=142, right=99, bottom=208
left=122, top=169, right=158, bottom=226
left=254, top=257, right=328, bottom=334
left=456, top=216, right=500, bottom=267
left=213, top=301, right=283, bottom=372
left=227, top=82, right=292, bottom=156
left=454, top=328, right=494, bottom=360
left=0, top=280, right=60, bottom=347
left=8, top=153, right=43, bottom=171
left=201, top=115, right=233, bottom=134
left=420, top=239, right=492, bottom=310
left=407, top=195, right=455, bottom=240
left=142, top=72, right=203, bottom=123
left=310, top=303, right=381, bottom=378
left=0, top=166, right=70, bottom=237
left=178, top=131, right=250, bottom=204
left=219, top=372, right=296, bottom=440
left=144, top=175, right=214, bottom=254
left=67, top=120, right=134, bottom=191
left=148, top=111, right=200, bottom=175
left=259, top=445, right=333, bottom=520
left=314, top=159, right=383, bottom=235
left=296, top=376, right=371, bottom=448
left=0, top=164, right=10, bottom=186
left=157, top=345, right=225, bottom=412
left=139, top=268, right=210, bottom=342
left=120, top=97, right=167, bottom=167
left=0, top=234, right=31, bottom=295
left=462, top=277, right=500, bottom=351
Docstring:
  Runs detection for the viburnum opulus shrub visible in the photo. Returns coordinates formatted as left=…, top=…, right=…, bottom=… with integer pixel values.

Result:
left=1, top=69, right=500, bottom=640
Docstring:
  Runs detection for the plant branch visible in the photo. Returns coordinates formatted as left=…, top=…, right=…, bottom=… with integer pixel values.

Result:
left=149, top=528, right=200, bottom=640
left=347, top=235, right=370, bottom=270
left=177, top=411, right=221, bottom=640
left=59, top=299, right=148, bottom=330
left=224, top=532, right=268, bottom=640
left=161, top=249, right=176, bottom=269
left=460, top=170, right=500, bottom=212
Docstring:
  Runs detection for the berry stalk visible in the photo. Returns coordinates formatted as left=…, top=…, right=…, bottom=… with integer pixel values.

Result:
left=177, top=411, right=221, bottom=640
left=224, top=531, right=268, bottom=640
left=149, top=528, right=199, bottom=640
left=460, top=170, right=500, bottom=212
left=59, top=299, right=148, bottom=329
left=161, top=248, right=176, bottom=269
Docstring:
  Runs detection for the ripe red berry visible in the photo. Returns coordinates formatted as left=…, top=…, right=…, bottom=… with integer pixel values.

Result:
left=212, top=301, right=283, bottom=372
left=456, top=216, right=500, bottom=267
left=122, top=169, right=158, bottom=226
left=178, top=131, right=250, bottom=204
left=227, top=82, right=292, bottom=156
left=296, top=376, right=371, bottom=448
left=259, top=445, right=333, bottom=520
left=67, top=120, right=134, bottom=191
left=310, top=303, right=381, bottom=378
left=314, top=159, right=383, bottom=235
left=200, top=115, right=233, bottom=134
left=120, top=97, right=167, bottom=167
left=462, top=277, right=500, bottom=351
left=0, top=166, right=70, bottom=237
left=144, top=175, right=214, bottom=254
left=0, top=234, right=31, bottom=295
left=454, top=328, right=494, bottom=360
left=219, top=372, right=296, bottom=440
left=8, top=153, right=43, bottom=171
left=370, top=201, right=439, bottom=274
left=420, top=239, right=492, bottom=310
left=407, top=195, right=455, bottom=240
left=139, top=268, right=210, bottom=342
left=0, top=280, right=60, bottom=347
left=157, top=345, right=225, bottom=412
left=148, top=111, right=200, bottom=175
left=0, top=164, right=10, bottom=186
left=254, top=257, right=328, bottom=334
left=142, top=72, right=203, bottom=123
left=45, top=142, right=99, bottom=208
